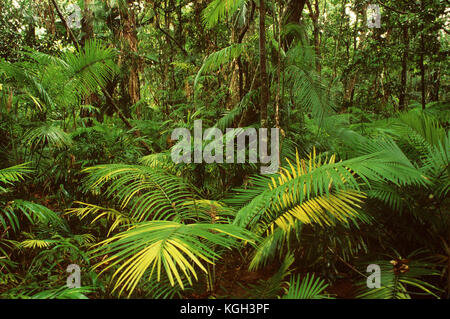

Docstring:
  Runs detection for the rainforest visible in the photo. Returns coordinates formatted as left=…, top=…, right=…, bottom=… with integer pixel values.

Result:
left=0, top=0, right=449, bottom=300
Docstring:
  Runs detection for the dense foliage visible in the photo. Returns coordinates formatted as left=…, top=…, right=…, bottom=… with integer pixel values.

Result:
left=0, top=0, right=448, bottom=299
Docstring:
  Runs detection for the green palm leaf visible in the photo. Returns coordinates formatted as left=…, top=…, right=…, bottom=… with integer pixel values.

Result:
left=202, top=0, right=246, bottom=29
left=282, top=273, right=332, bottom=299
left=91, top=220, right=257, bottom=296
left=0, top=163, right=32, bottom=192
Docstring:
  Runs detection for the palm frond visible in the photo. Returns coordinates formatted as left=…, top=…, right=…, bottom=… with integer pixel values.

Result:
left=357, top=251, right=441, bottom=299
left=0, top=200, right=65, bottom=233
left=139, top=152, right=177, bottom=172
left=396, top=110, right=446, bottom=149
left=232, top=149, right=425, bottom=231
left=66, top=202, right=138, bottom=236
left=80, top=164, right=196, bottom=222
left=0, top=60, right=56, bottom=110
left=0, top=163, right=32, bottom=192
left=194, top=43, right=248, bottom=93
left=61, top=39, right=118, bottom=97
left=91, top=220, right=257, bottom=296
left=228, top=148, right=426, bottom=269
left=30, top=286, right=95, bottom=299
left=202, top=0, right=246, bottom=29
left=246, top=253, right=294, bottom=298
left=23, top=124, right=73, bottom=150
left=282, top=273, right=332, bottom=299
left=285, top=43, right=334, bottom=120
left=422, top=133, right=449, bottom=197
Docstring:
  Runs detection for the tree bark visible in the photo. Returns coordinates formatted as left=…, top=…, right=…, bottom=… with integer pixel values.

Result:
left=80, top=0, right=99, bottom=127
left=275, top=0, right=282, bottom=129
left=121, top=0, right=141, bottom=118
left=81, top=0, right=94, bottom=45
left=283, top=0, right=307, bottom=49
left=419, top=0, right=426, bottom=110
left=228, top=1, right=255, bottom=110
left=399, top=24, right=409, bottom=111
left=307, top=0, right=321, bottom=74
left=259, top=0, right=269, bottom=128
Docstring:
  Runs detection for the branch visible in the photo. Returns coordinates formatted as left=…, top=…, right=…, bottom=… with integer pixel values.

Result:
left=49, top=0, right=80, bottom=50
left=375, top=0, right=411, bottom=15
left=238, top=1, right=256, bottom=43
left=156, top=25, right=189, bottom=57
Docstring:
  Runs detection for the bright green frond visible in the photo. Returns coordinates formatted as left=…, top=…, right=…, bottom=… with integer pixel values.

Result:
left=91, top=220, right=257, bottom=296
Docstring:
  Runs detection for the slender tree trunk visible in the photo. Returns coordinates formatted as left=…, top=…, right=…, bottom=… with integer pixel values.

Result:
left=80, top=0, right=98, bottom=127
left=259, top=0, right=269, bottom=128
left=430, top=68, right=440, bottom=102
left=228, top=1, right=255, bottom=111
left=45, top=1, right=56, bottom=36
left=343, top=7, right=367, bottom=109
left=307, top=0, right=321, bottom=74
left=228, top=29, right=241, bottom=110
left=420, top=34, right=426, bottom=110
left=121, top=0, right=141, bottom=118
left=399, top=24, right=409, bottom=111
left=81, top=0, right=94, bottom=45
left=419, top=0, right=426, bottom=110
left=275, top=0, right=282, bottom=129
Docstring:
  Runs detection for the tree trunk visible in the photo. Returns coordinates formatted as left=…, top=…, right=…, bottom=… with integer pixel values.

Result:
left=80, top=0, right=98, bottom=127
left=420, top=35, right=426, bottom=110
left=275, top=0, right=283, bottom=129
left=121, top=0, right=141, bottom=118
left=284, top=0, right=307, bottom=49
left=81, top=0, right=94, bottom=45
left=419, top=1, right=426, bottom=110
left=307, top=0, right=321, bottom=74
left=430, top=68, right=440, bottom=102
left=399, top=24, right=409, bottom=111
left=45, top=1, right=56, bottom=36
left=259, top=0, right=269, bottom=128
left=228, top=1, right=255, bottom=111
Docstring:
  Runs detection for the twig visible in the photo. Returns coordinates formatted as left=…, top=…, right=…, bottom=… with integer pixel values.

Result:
left=328, top=247, right=368, bottom=278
